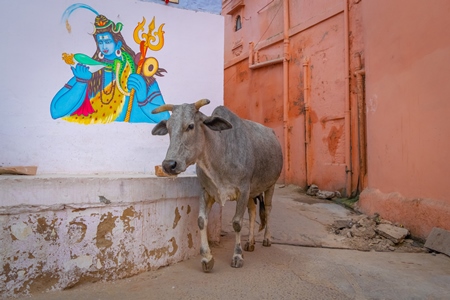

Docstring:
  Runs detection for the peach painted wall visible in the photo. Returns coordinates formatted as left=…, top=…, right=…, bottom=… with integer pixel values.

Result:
left=358, top=0, right=450, bottom=239
left=223, top=0, right=351, bottom=193
left=223, top=0, right=285, bottom=179
left=223, top=0, right=449, bottom=239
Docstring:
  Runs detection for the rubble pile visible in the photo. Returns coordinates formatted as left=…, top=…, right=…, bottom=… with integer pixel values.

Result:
left=306, top=184, right=341, bottom=199
left=331, top=213, right=426, bottom=252
left=305, top=183, right=427, bottom=253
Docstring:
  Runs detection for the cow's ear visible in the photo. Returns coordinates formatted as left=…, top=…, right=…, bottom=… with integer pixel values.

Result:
left=203, top=116, right=233, bottom=131
left=152, top=120, right=168, bottom=135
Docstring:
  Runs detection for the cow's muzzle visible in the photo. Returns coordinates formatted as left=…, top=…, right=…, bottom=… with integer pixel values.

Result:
left=162, top=160, right=179, bottom=175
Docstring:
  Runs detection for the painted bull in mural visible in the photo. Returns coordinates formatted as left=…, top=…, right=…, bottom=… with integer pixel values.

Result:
left=151, top=99, right=283, bottom=272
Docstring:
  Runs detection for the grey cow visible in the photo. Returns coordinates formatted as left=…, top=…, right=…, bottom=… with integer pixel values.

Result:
left=152, top=99, right=283, bottom=272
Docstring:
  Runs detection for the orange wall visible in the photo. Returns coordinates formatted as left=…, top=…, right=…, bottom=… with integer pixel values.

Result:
left=358, top=0, right=450, bottom=238
left=223, top=0, right=450, bottom=239
left=223, top=0, right=352, bottom=192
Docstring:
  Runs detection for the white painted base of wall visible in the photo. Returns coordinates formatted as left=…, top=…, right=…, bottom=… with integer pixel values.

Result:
left=0, top=175, right=221, bottom=297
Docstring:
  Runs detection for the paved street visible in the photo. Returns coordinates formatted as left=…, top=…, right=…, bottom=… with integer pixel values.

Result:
left=16, top=185, right=450, bottom=300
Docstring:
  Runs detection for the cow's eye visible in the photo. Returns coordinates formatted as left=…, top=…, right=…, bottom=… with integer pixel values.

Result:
left=187, top=124, right=194, bottom=131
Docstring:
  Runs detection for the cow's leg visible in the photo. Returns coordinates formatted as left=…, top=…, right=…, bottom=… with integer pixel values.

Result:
left=243, top=197, right=256, bottom=252
left=198, top=190, right=215, bottom=272
left=263, top=184, right=275, bottom=247
left=231, top=190, right=249, bottom=268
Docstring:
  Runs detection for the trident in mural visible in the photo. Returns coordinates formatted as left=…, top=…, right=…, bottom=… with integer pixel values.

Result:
left=125, top=17, right=165, bottom=122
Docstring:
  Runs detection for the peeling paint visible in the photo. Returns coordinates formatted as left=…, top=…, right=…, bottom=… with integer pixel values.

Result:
left=96, top=212, right=118, bottom=248
left=121, top=206, right=136, bottom=233
left=96, top=259, right=102, bottom=269
left=168, top=237, right=178, bottom=256
left=173, top=207, right=181, bottom=229
left=10, top=222, right=32, bottom=241
left=367, top=94, right=378, bottom=113
left=64, top=255, right=93, bottom=271
left=326, top=124, right=344, bottom=158
left=0, top=195, right=220, bottom=298
left=28, top=272, right=60, bottom=294
left=36, top=217, right=59, bottom=242
left=187, top=233, right=194, bottom=248
left=68, top=221, right=87, bottom=244
left=149, top=237, right=179, bottom=259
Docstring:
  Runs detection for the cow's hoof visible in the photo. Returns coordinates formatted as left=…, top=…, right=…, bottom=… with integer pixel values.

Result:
left=243, top=242, right=255, bottom=252
left=201, top=257, right=215, bottom=273
left=231, top=255, right=244, bottom=268
left=263, top=238, right=272, bottom=247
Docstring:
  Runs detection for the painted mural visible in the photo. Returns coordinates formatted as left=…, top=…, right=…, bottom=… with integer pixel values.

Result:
left=50, top=3, right=170, bottom=124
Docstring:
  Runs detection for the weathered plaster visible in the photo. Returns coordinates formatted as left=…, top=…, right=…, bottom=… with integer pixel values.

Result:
left=356, top=0, right=450, bottom=237
left=0, top=176, right=221, bottom=298
left=358, top=188, right=450, bottom=240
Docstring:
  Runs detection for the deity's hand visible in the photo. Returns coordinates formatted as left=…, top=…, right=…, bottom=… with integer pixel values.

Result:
left=71, top=64, right=92, bottom=81
left=127, top=74, right=147, bottom=102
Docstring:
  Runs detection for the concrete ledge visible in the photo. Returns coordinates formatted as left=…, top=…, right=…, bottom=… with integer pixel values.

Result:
left=0, top=174, right=202, bottom=207
left=0, top=175, right=221, bottom=298
left=357, top=188, right=450, bottom=240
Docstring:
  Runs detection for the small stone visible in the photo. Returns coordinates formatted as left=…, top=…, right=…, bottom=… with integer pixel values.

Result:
left=424, top=227, right=450, bottom=256
left=376, top=224, right=409, bottom=244
left=333, top=219, right=353, bottom=229
left=351, top=226, right=375, bottom=239
left=377, top=239, right=394, bottom=251
left=316, top=190, right=337, bottom=199
left=353, top=215, right=367, bottom=222
left=385, top=239, right=395, bottom=247
left=357, top=217, right=376, bottom=228
left=347, top=231, right=353, bottom=238
left=380, top=219, right=393, bottom=225
left=306, top=184, right=319, bottom=196
left=99, top=196, right=111, bottom=204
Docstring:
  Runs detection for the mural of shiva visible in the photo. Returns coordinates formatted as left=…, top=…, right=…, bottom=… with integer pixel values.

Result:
left=50, top=4, right=170, bottom=124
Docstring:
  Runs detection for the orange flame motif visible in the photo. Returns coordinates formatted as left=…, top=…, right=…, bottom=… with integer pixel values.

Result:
left=133, top=17, right=165, bottom=51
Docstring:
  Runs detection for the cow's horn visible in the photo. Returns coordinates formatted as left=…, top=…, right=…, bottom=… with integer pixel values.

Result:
left=194, top=99, right=210, bottom=110
left=152, top=104, right=174, bottom=114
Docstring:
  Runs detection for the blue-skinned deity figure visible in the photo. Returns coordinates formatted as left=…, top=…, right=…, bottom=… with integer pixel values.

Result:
left=51, top=7, right=170, bottom=124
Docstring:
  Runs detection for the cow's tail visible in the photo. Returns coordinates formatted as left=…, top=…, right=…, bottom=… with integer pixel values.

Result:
left=255, top=194, right=266, bottom=232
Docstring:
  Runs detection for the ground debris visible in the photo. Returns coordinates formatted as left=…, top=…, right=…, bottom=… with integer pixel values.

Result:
left=317, top=190, right=341, bottom=199
left=306, top=184, right=319, bottom=196
left=424, top=227, right=450, bottom=257
left=376, top=223, right=409, bottom=244
left=307, top=184, right=341, bottom=199
left=333, top=219, right=353, bottom=230
left=330, top=214, right=426, bottom=253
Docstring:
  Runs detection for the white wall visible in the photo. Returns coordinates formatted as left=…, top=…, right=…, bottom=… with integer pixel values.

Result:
left=0, top=0, right=224, bottom=175
left=142, top=0, right=222, bottom=14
